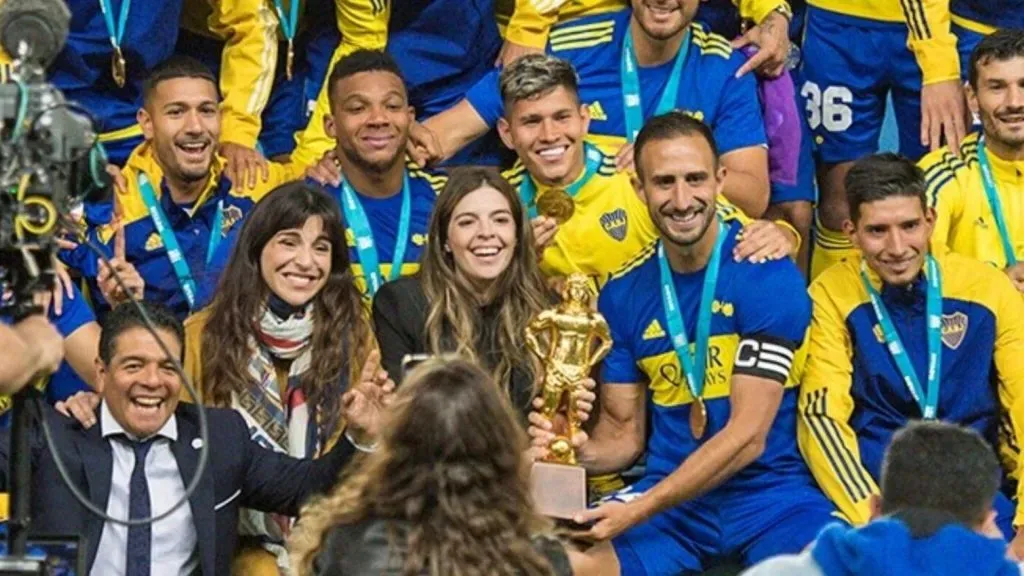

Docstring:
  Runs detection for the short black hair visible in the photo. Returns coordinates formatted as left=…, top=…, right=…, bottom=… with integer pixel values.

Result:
left=142, top=55, right=218, bottom=104
left=326, top=49, right=406, bottom=110
left=99, top=302, right=184, bottom=365
left=845, top=153, right=927, bottom=223
left=969, top=28, right=1024, bottom=89
left=880, top=421, right=1001, bottom=527
left=633, top=112, right=718, bottom=180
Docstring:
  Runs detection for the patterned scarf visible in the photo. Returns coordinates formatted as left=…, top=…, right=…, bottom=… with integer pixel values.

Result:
left=233, top=300, right=316, bottom=569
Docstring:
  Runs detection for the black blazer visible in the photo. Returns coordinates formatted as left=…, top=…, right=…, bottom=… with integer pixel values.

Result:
left=0, top=402, right=356, bottom=575
left=372, top=276, right=538, bottom=416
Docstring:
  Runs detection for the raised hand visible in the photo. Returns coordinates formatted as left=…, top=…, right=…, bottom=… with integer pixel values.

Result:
left=221, top=142, right=270, bottom=190
left=342, top=349, right=396, bottom=442
left=305, top=149, right=342, bottom=187
left=97, top=192, right=144, bottom=306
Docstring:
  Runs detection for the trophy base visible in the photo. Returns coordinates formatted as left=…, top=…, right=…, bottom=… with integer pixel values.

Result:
left=530, top=461, right=587, bottom=520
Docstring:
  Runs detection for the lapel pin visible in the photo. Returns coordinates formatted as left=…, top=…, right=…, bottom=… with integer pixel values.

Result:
left=192, top=438, right=203, bottom=450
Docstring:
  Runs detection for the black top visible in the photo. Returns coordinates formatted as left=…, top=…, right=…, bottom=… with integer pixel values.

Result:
left=313, top=517, right=573, bottom=576
left=372, top=276, right=537, bottom=417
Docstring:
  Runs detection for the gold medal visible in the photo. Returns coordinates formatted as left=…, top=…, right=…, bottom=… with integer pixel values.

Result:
left=689, top=397, right=707, bottom=440
left=535, top=188, right=575, bottom=224
left=111, top=46, right=127, bottom=88
left=285, top=39, right=295, bottom=81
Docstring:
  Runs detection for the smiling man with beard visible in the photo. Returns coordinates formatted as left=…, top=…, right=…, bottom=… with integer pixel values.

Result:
left=798, top=153, right=1024, bottom=558
left=920, top=30, right=1024, bottom=293
left=63, top=56, right=299, bottom=321
left=528, top=112, right=837, bottom=575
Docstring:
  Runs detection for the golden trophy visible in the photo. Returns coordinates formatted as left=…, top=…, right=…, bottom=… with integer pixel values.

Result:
left=524, top=274, right=612, bottom=519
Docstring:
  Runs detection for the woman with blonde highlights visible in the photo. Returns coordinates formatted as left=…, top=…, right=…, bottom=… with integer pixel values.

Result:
left=288, top=356, right=602, bottom=576
left=371, top=166, right=551, bottom=414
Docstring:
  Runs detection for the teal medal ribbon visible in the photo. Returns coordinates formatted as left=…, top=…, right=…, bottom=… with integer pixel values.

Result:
left=272, top=0, right=300, bottom=79
left=657, top=218, right=727, bottom=402
left=860, top=255, right=943, bottom=419
left=338, top=172, right=412, bottom=297
left=977, top=138, right=1018, bottom=267
left=621, top=26, right=691, bottom=142
left=518, top=143, right=604, bottom=219
left=97, top=0, right=130, bottom=86
left=138, top=174, right=224, bottom=311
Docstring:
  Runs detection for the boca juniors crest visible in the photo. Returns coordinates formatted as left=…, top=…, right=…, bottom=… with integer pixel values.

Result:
left=600, top=209, right=628, bottom=241
left=941, top=312, right=968, bottom=350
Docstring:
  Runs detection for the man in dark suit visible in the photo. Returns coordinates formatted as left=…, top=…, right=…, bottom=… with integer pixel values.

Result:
left=0, top=302, right=392, bottom=575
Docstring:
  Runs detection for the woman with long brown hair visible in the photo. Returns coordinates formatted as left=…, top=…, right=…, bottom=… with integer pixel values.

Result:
left=288, top=356, right=610, bottom=576
left=183, top=181, right=385, bottom=574
left=371, top=166, right=553, bottom=414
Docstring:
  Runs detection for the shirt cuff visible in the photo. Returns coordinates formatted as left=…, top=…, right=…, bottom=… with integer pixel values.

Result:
left=910, top=36, right=962, bottom=86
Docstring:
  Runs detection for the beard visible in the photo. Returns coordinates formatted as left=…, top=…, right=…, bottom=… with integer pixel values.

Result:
left=982, top=108, right=1024, bottom=151
left=651, top=200, right=715, bottom=248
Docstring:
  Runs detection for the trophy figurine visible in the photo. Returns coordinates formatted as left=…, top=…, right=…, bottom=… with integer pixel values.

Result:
left=524, top=274, right=612, bottom=518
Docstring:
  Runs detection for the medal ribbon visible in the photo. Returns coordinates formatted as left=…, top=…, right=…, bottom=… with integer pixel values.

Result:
left=519, top=143, right=604, bottom=219
left=859, top=255, right=943, bottom=419
left=977, top=138, right=1018, bottom=267
left=138, top=173, right=224, bottom=311
left=657, top=218, right=726, bottom=401
left=97, top=0, right=130, bottom=57
left=272, top=0, right=299, bottom=44
left=621, top=26, right=691, bottom=143
left=338, top=171, right=411, bottom=297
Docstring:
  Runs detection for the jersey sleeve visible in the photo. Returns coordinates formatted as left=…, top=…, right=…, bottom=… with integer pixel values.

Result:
left=504, top=0, right=561, bottom=49
left=288, top=0, right=391, bottom=169
left=597, top=284, right=641, bottom=384
left=50, top=283, right=95, bottom=338
left=731, top=0, right=789, bottom=25
left=898, top=0, right=959, bottom=85
left=714, top=62, right=768, bottom=155
left=797, top=278, right=879, bottom=526
left=206, top=0, right=280, bottom=148
left=989, top=274, right=1024, bottom=527
left=464, top=68, right=504, bottom=129
left=921, top=148, right=966, bottom=252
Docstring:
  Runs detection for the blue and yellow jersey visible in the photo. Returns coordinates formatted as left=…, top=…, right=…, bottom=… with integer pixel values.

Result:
left=320, top=165, right=446, bottom=299
left=466, top=9, right=766, bottom=157
left=503, top=151, right=754, bottom=288
left=47, top=0, right=182, bottom=146
left=921, top=133, right=1024, bottom=270
left=951, top=0, right=1023, bottom=35
left=494, top=0, right=790, bottom=50
left=177, top=0, right=281, bottom=149
left=807, top=0, right=960, bottom=85
left=288, top=0, right=503, bottom=169
left=798, top=249, right=1024, bottom=526
left=598, top=219, right=813, bottom=489
left=69, top=143, right=294, bottom=320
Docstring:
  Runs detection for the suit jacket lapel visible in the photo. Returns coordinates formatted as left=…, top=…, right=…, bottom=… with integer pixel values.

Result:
left=78, top=412, right=112, bottom=569
left=170, top=411, right=215, bottom=576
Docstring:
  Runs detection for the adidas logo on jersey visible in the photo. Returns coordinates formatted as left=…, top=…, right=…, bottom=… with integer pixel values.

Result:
left=643, top=319, right=666, bottom=340
left=588, top=101, right=608, bottom=121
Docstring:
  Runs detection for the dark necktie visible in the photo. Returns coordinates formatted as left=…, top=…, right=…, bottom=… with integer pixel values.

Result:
left=125, top=437, right=155, bottom=576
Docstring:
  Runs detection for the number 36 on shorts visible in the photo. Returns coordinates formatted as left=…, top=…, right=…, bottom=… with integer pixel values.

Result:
left=801, top=81, right=853, bottom=133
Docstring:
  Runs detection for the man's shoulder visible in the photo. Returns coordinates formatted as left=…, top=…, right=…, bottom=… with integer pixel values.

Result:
left=809, top=257, right=866, bottom=317
left=920, top=134, right=981, bottom=201
left=407, top=162, right=448, bottom=197
left=548, top=9, right=629, bottom=55
left=174, top=403, right=248, bottom=441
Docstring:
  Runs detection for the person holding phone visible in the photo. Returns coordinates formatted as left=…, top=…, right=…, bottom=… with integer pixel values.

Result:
left=372, top=167, right=595, bottom=421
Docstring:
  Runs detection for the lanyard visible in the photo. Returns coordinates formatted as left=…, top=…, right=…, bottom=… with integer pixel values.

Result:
left=272, top=0, right=300, bottom=79
left=138, top=174, right=224, bottom=311
left=977, top=138, right=1018, bottom=267
left=657, top=218, right=726, bottom=400
left=860, top=255, right=943, bottom=419
left=519, top=143, right=604, bottom=219
left=97, top=0, right=130, bottom=51
left=338, top=172, right=411, bottom=297
left=621, top=26, right=691, bottom=143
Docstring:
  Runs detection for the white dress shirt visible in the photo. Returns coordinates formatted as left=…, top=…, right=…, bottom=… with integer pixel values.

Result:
left=91, top=402, right=199, bottom=576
